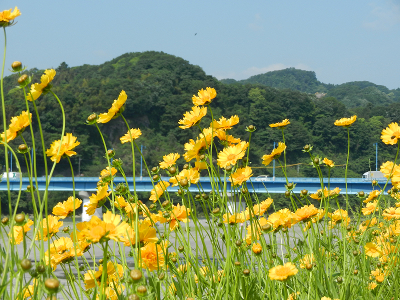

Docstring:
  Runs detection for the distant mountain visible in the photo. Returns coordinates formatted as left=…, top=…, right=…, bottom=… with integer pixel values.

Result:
left=221, top=68, right=400, bottom=108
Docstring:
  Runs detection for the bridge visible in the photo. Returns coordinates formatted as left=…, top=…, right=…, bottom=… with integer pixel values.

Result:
left=0, top=176, right=391, bottom=194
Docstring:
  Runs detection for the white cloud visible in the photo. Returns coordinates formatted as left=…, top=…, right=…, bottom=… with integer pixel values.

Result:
left=215, top=63, right=312, bottom=80
left=363, top=1, right=400, bottom=30
left=248, top=14, right=263, bottom=31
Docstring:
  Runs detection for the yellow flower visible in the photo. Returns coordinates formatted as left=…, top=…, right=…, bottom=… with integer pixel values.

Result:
left=159, top=153, right=180, bottom=169
left=327, top=209, right=350, bottom=227
left=0, top=111, right=32, bottom=142
left=211, top=115, right=239, bottom=131
left=334, top=115, right=357, bottom=127
left=44, top=237, right=83, bottom=270
left=382, top=207, right=400, bottom=220
left=368, top=282, right=378, bottom=290
left=229, top=166, right=253, bottom=186
left=35, top=216, right=63, bottom=241
left=52, top=196, right=82, bottom=219
left=122, top=219, right=158, bottom=246
left=80, top=212, right=129, bottom=243
left=217, top=141, right=249, bottom=168
left=10, top=219, right=33, bottom=245
left=294, top=205, right=319, bottom=222
left=97, top=90, right=127, bottom=123
left=310, top=187, right=341, bottom=201
left=178, top=106, right=207, bottom=129
left=169, top=204, right=191, bottom=231
left=192, top=87, right=217, bottom=106
left=248, top=198, right=273, bottom=216
left=26, top=69, right=56, bottom=101
left=323, top=157, right=334, bottom=167
left=364, top=190, right=381, bottom=203
left=149, top=181, right=170, bottom=202
left=0, top=7, right=20, bottom=22
left=362, top=200, right=379, bottom=215
left=269, top=119, right=290, bottom=128
left=299, top=254, right=315, bottom=269
left=84, top=184, right=110, bottom=216
left=252, top=243, right=262, bottom=255
left=120, top=128, right=141, bottom=144
left=269, top=262, right=298, bottom=281
left=262, top=142, right=286, bottom=166
left=169, top=168, right=200, bottom=187
left=45, top=133, right=80, bottom=163
left=139, top=242, right=168, bottom=271
left=267, top=208, right=295, bottom=230
left=215, top=130, right=241, bottom=146
left=381, top=122, right=400, bottom=145
left=84, top=261, right=123, bottom=290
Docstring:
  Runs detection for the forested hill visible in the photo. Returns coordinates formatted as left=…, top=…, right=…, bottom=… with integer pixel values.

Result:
left=221, top=68, right=400, bottom=108
left=1, top=51, right=399, bottom=183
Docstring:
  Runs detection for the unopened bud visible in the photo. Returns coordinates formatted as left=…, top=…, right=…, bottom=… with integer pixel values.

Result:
left=11, top=61, right=22, bottom=71
left=18, top=74, right=28, bottom=84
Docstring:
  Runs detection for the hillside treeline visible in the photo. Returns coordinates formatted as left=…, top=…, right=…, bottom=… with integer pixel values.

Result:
left=0, top=51, right=399, bottom=212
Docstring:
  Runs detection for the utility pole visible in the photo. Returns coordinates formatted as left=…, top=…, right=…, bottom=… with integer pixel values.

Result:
left=373, top=143, right=378, bottom=171
left=273, top=142, right=276, bottom=180
left=140, top=144, right=146, bottom=180
left=78, top=156, right=82, bottom=176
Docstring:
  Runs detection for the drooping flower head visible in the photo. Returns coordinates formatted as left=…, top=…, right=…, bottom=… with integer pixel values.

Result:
left=84, top=184, right=110, bottom=216
left=269, top=119, right=290, bottom=129
left=97, top=90, right=127, bottom=123
left=0, top=7, right=21, bottom=27
left=334, top=115, right=357, bottom=127
left=149, top=181, right=170, bottom=202
left=46, top=133, right=80, bottom=163
left=120, top=128, right=141, bottom=144
left=179, top=106, right=207, bottom=129
left=192, top=87, right=217, bottom=106
left=0, top=111, right=32, bottom=142
left=26, top=69, right=56, bottom=101
left=381, top=122, right=400, bottom=145
left=262, top=142, right=286, bottom=166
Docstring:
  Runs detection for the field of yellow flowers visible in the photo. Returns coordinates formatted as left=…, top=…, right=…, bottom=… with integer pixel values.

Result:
left=2, top=6, right=400, bottom=300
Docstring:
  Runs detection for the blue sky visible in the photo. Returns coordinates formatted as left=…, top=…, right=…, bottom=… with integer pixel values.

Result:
left=2, top=0, right=400, bottom=89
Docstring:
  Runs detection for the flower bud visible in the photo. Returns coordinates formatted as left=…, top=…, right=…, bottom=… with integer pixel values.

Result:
left=183, top=164, right=189, bottom=170
left=284, top=191, right=291, bottom=198
left=44, top=278, right=60, bottom=293
left=20, top=258, right=32, bottom=271
left=168, top=166, right=177, bottom=175
left=11, top=61, right=22, bottom=71
left=180, top=178, right=188, bottom=187
left=128, top=295, right=140, bottom=300
left=234, top=261, right=241, bottom=267
left=112, top=158, right=123, bottom=168
left=18, top=74, right=28, bottom=85
left=301, top=189, right=308, bottom=196
left=212, top=207, right=220, bottom=215
left=358, top=191, right=365, bottom=198
left=107, top=149, right=115, bottom=158
left=18, top=144, right=29, bottom=154
left=246, top=125, right=256, bottom=132
left=178, top=246, right=184, bottom=252
left=372, top=180, right=378, bottom=186
left=243, top=269, right=250, bottom=276
left=14, top=213, right=26, bottom=225
left=151, top=167, right=158, bottom=174
left=130, top=269, right=142, bottom=281
left=1, top=217, right=9, bottom=225
left=86, top=113, right=97, bottom=124
left=313, top=158, right=320, bottom=165
left=152, top=174, right=160, bottom=182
